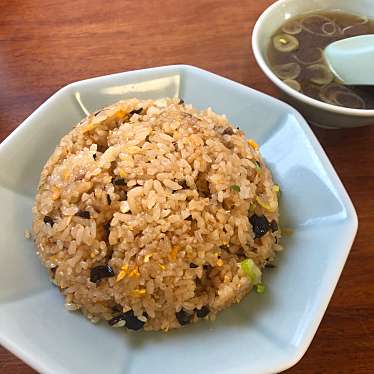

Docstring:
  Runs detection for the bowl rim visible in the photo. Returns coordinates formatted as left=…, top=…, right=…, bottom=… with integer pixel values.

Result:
left=252, top=0, right=374, bottom=117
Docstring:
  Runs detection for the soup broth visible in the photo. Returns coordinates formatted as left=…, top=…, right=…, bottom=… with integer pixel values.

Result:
left=268, top=11, right=374, bottom=109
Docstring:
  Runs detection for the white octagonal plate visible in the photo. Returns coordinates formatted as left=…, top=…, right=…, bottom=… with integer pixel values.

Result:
left=0, top=65, right=357, bottom=374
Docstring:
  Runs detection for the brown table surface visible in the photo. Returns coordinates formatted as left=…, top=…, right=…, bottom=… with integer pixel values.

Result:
left=1, top=0, right=374, bottom=373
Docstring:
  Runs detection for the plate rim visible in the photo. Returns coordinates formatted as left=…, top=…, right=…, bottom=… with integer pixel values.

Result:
left=0, top=64, right=358, bottom=374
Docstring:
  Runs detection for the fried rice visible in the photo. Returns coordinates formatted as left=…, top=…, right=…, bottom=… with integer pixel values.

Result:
left=32, top=97, right=281, bottom=331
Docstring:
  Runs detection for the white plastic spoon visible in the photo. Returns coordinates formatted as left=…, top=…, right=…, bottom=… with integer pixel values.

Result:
left=324, top=34, right=374, bottom=85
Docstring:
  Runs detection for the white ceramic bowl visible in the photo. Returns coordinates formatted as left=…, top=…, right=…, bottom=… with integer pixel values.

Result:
left=0, top=65, right=357, bottom=374
left=252, top=0, right=374, bottom=129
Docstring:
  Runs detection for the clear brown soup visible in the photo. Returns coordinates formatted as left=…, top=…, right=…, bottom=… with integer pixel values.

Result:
left=267, top=11, right=374, bottom=109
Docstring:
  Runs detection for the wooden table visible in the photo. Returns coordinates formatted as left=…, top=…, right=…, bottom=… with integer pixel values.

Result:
left=1, top=1, right=373, bottom=373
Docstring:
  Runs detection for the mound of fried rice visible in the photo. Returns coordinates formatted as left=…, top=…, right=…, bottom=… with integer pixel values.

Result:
left=32, top=98, right=281, bottom=331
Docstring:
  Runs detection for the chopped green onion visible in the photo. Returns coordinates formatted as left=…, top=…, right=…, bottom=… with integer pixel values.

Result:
left=248, top=202, right=257, bottom=213
left=240, top=258, right=262, bottom=285
left=230, top=185, right=241, bottom=192
left=255, top=283, right=266, bottom=294
left=255, top=161, right=261, bottom=174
